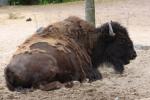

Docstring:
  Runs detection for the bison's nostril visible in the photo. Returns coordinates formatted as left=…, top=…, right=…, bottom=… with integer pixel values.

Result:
left=131, top=52, right=137, bottom=59
left=134, top=52, right=137, bottom=57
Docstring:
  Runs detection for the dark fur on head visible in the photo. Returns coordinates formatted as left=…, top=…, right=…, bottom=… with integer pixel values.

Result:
left=92, top=21, right=137, bottom=73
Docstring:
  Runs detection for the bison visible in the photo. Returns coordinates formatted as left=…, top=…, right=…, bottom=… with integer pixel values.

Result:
left=4, top=16, right=101, bottom=91
left=92, top=21, right=137, bottom=73
left=4, top=16, right=136, bottom=91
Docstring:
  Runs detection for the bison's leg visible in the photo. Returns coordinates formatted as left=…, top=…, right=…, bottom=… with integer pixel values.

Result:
left=93, top=69, right=102, bottom=79
left=88, top=68, right=102, bottom=82
left=39, top=81, right=64, bottom=91
left=39, top=81, right=74, bottom=91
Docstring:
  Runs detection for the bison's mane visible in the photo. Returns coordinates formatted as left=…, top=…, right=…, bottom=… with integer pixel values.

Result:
left=38, top=16, right=96, bottom=54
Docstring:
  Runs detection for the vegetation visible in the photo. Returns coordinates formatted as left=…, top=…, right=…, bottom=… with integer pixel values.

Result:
left=9, top=0, right=80, bottom=5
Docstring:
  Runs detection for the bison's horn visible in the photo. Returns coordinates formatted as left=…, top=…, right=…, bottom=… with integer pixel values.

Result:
left=108, top=21, right=115, bottom=36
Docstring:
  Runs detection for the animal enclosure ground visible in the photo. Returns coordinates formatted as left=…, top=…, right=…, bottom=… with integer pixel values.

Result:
left=0, top=0, right=150, bottom=99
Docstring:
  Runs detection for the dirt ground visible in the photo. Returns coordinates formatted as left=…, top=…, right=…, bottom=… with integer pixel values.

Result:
left=0, top=0, right=150, bottom=99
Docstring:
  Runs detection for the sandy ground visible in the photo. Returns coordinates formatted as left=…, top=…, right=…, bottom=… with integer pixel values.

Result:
left=0, top=0, right=150, bottom=99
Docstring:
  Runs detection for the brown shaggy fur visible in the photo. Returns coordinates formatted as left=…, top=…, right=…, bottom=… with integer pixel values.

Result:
left=38, top=16, right=97, bottom=54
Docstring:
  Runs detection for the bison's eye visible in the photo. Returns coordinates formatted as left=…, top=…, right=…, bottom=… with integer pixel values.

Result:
left=127, top=43, right=134, bottom=48
left=121, top=38, right=126, bottom=43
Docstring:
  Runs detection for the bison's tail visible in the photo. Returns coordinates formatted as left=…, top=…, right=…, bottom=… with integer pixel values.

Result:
left=4, top=67, right=16, bottom=91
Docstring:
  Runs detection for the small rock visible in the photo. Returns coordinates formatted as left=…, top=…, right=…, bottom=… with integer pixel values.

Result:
left=26, top=18, right=32, bottom=22
left=115, top=97, right=119, bottom=100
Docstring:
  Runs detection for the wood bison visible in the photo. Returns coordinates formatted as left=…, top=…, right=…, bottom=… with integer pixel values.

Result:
left=4, top=16, right=136, bottom=91
left=4, top=16, right=101, bottom=91
left=91, top=21, right=137, bottom=73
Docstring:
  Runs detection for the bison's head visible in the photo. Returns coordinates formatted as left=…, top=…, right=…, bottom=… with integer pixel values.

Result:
left=92, top=21, right=137, bottom=73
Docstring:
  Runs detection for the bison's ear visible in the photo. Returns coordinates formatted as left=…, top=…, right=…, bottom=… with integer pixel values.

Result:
left=108, top=21, right=115, bottom=36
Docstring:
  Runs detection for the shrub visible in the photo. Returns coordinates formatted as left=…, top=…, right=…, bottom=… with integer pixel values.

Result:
left=9, top=0, right=79, bottom=5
